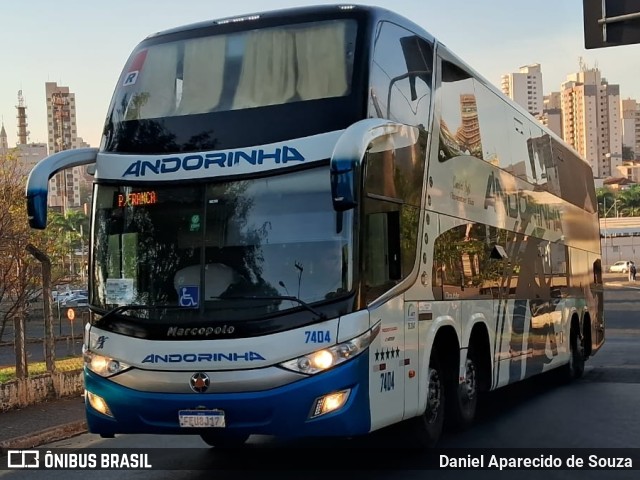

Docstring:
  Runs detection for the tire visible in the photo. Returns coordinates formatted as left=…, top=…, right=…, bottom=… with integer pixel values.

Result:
left=563, top=322, right=585, bottom=381
left=199, top=431, right=250, bottom=448
left=406, top=349, right=445, bottom=448
left=447, top=346, right=478, bottom=430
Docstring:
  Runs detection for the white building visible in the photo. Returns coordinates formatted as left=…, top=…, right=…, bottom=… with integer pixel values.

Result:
left=500, top=63, right=544, bottom=116
left=16, top=143, right=48, bottom=176
left=600, top=217, right=640, bottom=268
left=561, top=68, right=622, bottom=179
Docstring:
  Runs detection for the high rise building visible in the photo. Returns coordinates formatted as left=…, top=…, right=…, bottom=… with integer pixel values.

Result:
left=16, top=90, right=29, bottom=145
left=561, top=67, right=622, bottom=179
left=500, top=64, right=544, bottom=116
left=537, top=92, right=563, bottom=138
left=456, top=93, right=482, bottom=158
left=622, top=98, right=640, bottom=161
left=45, top=82, right=84, bottom=211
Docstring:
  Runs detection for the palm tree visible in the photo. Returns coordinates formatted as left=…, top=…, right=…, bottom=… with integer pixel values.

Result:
left=596, top=187, right=617, bottom=218
left=47, top=210, right=89, bottom=280
left=618, top=185, right=640, bottom=217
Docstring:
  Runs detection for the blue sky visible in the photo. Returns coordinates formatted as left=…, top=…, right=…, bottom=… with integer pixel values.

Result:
left=0, top=0, right=638, bottom=148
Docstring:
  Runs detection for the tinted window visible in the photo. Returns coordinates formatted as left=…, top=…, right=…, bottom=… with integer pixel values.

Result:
left=362, top=199, right=419, bottom=304
left=112, top=20, right=357, bottom=120
left=437, top=60, right=482, bottom=161
left=432, top=222, right=568, bottom=301
left=369, top=21, right=433, bottom=127
left=364, top=132, right=427, bottom=207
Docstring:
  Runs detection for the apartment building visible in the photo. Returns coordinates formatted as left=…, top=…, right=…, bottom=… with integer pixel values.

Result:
left=537, top=92, right=563, bottom=138
left=561, top=68, right=622, bottom=178
left=622, top=98, right=640, bottom=161
left=500, top=63, right=544, bottom=116
left=45, top=82, right=85, bottom=211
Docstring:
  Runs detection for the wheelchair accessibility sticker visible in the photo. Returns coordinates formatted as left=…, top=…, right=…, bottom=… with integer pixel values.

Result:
left=179, top=286, right=199, bottom=307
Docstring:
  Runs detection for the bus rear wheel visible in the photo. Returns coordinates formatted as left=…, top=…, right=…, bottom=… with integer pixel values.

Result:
left=199, top=431, right=250, bottom=448
left=448, top=347, right=478, bottom=430
left=563, top=322, right=585, bottom=381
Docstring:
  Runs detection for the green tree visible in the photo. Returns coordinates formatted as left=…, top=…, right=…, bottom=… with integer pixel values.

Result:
left=47, top=209, right=90, bottom=282
left=618, top=185, right=640, bottom=217
left=0, top=151, right=55, bottom=343
left=622, top=146, right=635, bottom=161
left=596, top=187, right=617, bottom=218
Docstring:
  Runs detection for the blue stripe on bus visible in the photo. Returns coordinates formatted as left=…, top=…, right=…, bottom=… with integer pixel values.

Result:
left=84, top=351, right=371, bottom=438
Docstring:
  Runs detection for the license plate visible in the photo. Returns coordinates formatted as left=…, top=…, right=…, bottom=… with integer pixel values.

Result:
left=178, top=409, right=225, bottom=428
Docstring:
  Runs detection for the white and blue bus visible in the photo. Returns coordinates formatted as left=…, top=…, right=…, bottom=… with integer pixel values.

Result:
left=26, top=4, right=604, bottom=448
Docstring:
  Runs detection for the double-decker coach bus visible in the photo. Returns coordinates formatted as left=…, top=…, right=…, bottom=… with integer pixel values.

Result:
left=26, top=4, right=604, bottom=448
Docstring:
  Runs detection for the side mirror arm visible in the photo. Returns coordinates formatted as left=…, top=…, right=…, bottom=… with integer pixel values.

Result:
left=26, top=147, right=98, bottom=229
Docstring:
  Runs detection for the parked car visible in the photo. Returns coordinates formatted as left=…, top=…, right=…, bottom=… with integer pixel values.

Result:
left=609, top=261, right=631, bottom=273
left=54, top=289, right=88, bottom=304
left=61, top=295, right=89, bottom=308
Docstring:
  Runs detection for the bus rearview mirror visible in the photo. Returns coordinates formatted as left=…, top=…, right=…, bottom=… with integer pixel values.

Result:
left=330, top=119, right=419, bottom=212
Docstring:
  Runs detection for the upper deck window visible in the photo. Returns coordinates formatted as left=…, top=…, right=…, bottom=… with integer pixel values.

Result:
left=114, top=19, right=357, bottom=121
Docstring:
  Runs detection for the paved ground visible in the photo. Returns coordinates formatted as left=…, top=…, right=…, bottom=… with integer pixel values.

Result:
left=0, top=394, right=87, bottom=450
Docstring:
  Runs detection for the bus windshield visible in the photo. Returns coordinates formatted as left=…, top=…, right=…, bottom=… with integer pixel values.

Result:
left=110, top=19, right=357, bottom=121
left=92, top=167, right=354, bottom=321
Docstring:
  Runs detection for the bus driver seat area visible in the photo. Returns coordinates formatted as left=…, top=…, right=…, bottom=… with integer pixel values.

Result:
left=174, top=263, right=240, bottom=304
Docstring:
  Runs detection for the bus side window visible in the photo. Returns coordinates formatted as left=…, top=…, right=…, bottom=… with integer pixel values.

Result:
left=369, top=21, right=433, bottom=127
left=362, top=201, right=419, bottom=304
left=437, top=59, right=479, bottom=162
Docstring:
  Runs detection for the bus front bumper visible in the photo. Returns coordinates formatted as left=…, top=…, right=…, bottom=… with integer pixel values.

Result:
left=84, top=353, right=370, bottom=438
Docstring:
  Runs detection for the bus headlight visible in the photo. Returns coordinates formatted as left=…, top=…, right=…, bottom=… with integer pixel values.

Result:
left=279, top=322, right=380, bottom=375
left=83, top=348, right=131, bottom=377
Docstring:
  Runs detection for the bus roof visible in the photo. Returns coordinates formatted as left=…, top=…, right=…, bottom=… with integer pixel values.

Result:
left=143, top=4, right=430, bottom=42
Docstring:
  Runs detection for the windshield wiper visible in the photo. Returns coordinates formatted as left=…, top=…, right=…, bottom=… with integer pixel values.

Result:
left=216, top=295, right=327, bottom=319
left=99, top=304, right=195, bottom=323
left=98, top=296, right=326, bottom=321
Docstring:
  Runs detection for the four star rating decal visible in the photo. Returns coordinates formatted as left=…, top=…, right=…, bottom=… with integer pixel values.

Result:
left=374, top=347, right=400, bottom=361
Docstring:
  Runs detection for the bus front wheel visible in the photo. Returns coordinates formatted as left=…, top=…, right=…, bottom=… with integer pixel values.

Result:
left=409, top=350, right=445, bottom=448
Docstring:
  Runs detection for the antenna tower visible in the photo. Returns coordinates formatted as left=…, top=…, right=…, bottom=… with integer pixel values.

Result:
left=16, top=90, right=29, bottom=144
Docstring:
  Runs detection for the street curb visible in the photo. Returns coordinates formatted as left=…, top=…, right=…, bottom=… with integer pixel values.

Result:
left=0, top=336, right=76, bottom=348
left=0, top=420, right=87, bottom=450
